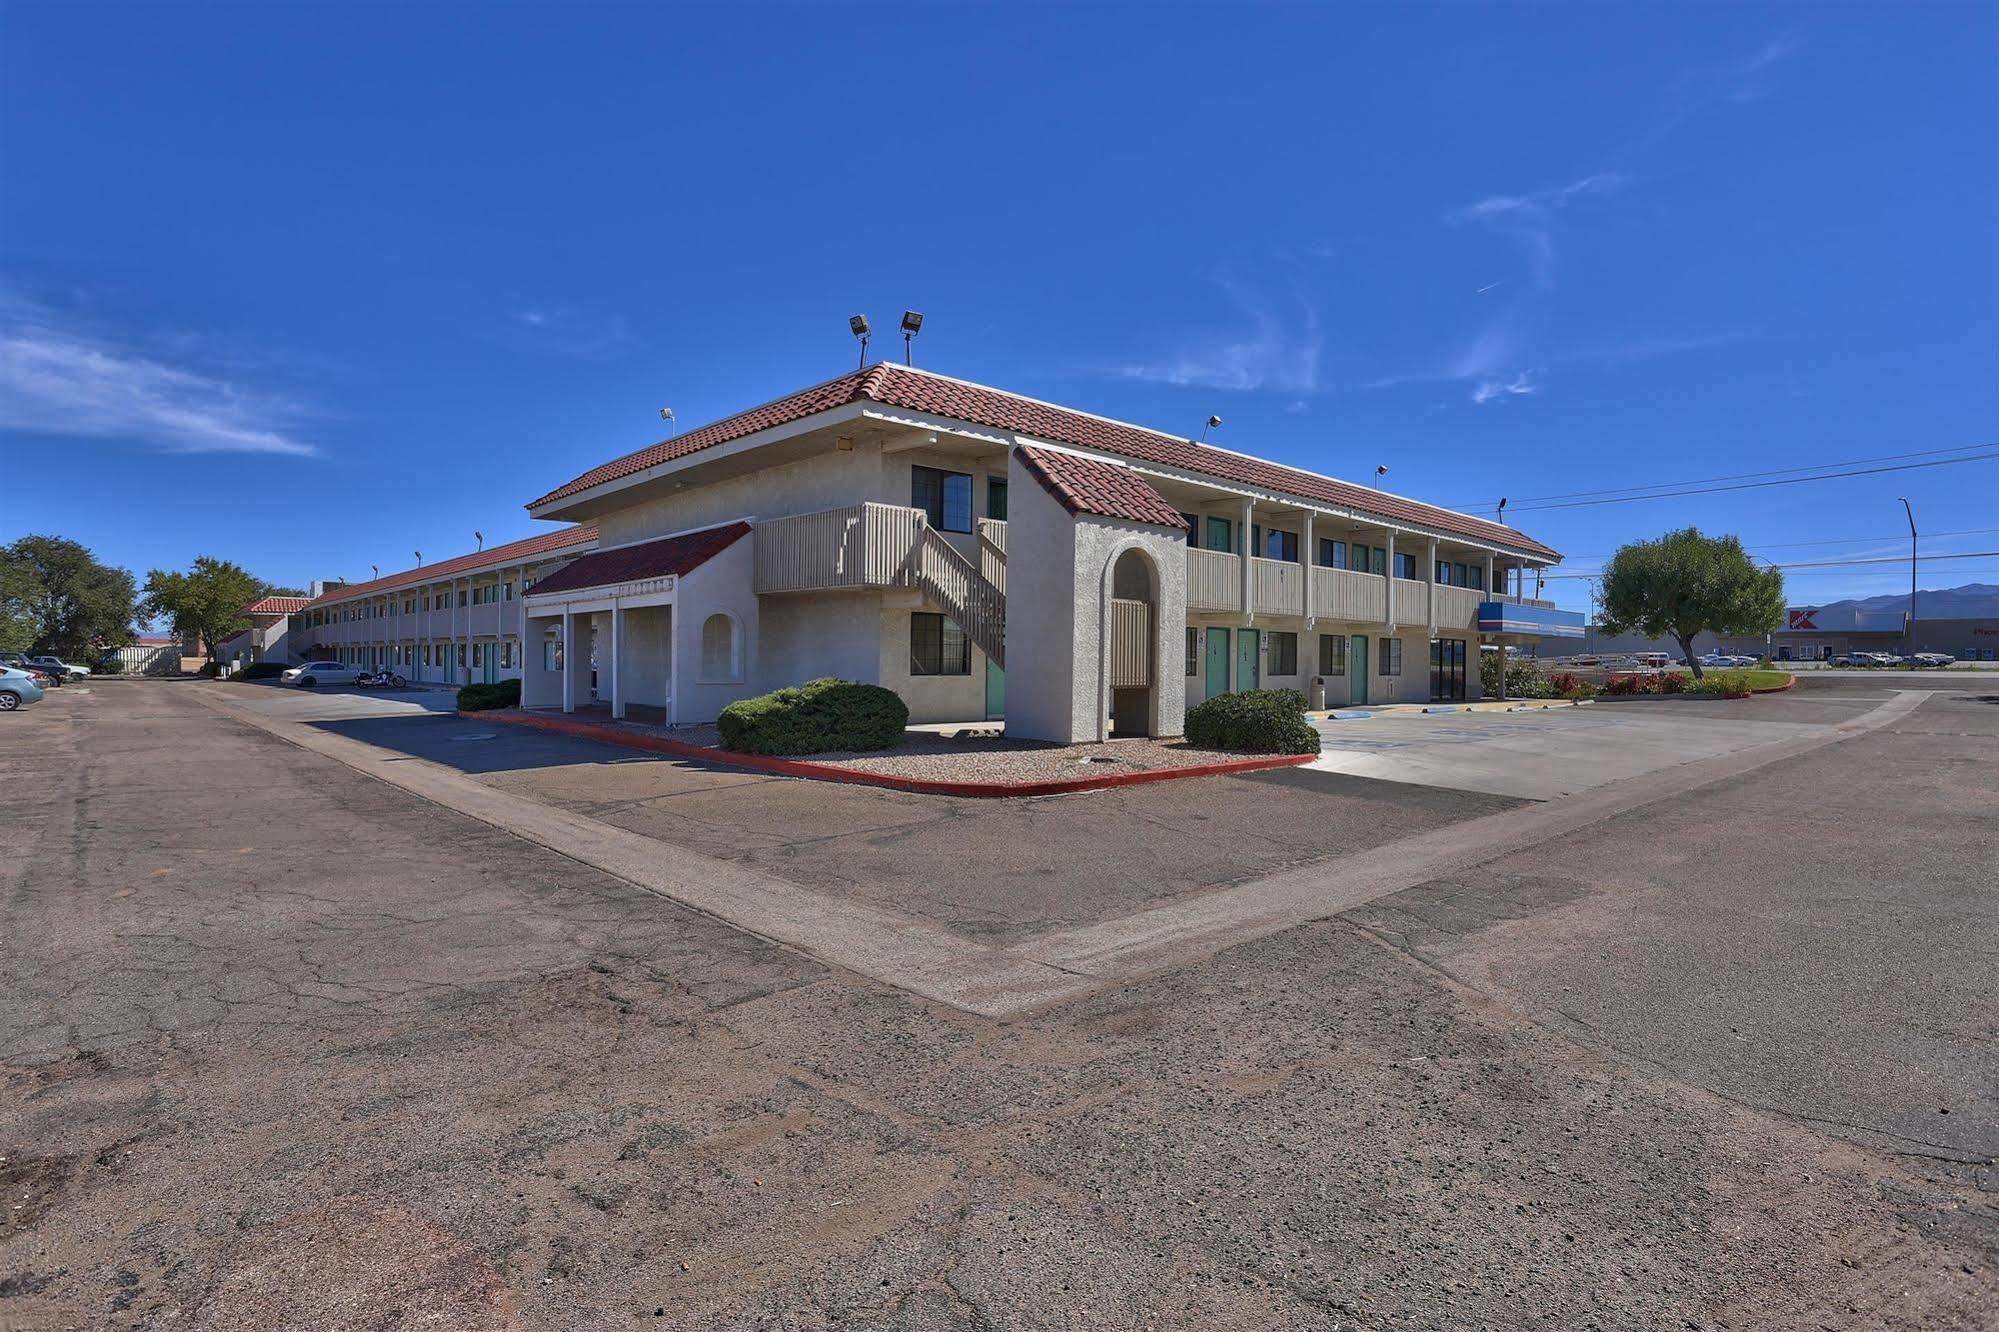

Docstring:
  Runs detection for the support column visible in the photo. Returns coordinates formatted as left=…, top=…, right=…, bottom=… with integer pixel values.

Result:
left=1301, top=511, right=1316, bottom=628
left=1384, top=529, right=1398, bottom=633
left=1426, top=537, right=1439, bottom=632
left=609, top=598, right=624, bottom=720
left=1239, top=498, right=1254, bottom=623
left=561, top=609, right=577, bottom=713
left=1485, top=552, right=1496, bottom=599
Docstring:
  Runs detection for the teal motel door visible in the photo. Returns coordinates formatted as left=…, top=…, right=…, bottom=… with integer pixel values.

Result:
left=1204, top=627, right=1231, bottom=697
left=1236, top=628, right=1261, bottom=692
left=1350, top=635, right=1369, bottom=705
left=985, top=660, right=1005, bottom=719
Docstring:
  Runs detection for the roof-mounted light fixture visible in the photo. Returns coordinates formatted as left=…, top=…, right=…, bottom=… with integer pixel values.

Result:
left=849, top=314, right=871, bottom=370
left=475, top=530, right=484, bottom=552
left=1497, top=497, right=1508, bottom=523
left=414, top=551, right=422, bottom=567
left=1374, top=465, right=1390, bottom=488
left=659, top=407, right=676, bottom=437
left=1201, top=414, right=1222, bottom=442
left=900, top=310, right=923, bottom=365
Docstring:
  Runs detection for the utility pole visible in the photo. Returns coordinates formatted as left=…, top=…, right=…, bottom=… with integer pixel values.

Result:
left=1899, top=497, right=1917, bottom=652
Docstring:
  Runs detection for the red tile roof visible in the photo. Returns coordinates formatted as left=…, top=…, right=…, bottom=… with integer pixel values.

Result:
left=302, top=526, right=597, bottom=608
left=524, top=522, right=750, bottom=597
left=529, top=365, right=1558, bottom=559
left=1017, top=445, right=1188, bottom=529
left=243, top=596, right=311, bottom=616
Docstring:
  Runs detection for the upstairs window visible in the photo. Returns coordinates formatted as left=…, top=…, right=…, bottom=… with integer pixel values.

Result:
left=1204, top=516, right=1234, bottom=553
left=912, top=465, right=973, bottom=533
left=986, top=478, right=1009, bottom=523
left=1264, top=530, right=1299, bottom=562
left=1317, top=538, right=1347, bottom=569
left=1393, top=552, right=1418, bottom=580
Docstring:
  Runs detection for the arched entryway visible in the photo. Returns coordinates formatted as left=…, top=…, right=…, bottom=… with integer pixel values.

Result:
left=1105, top=546, right=1159, bottom=737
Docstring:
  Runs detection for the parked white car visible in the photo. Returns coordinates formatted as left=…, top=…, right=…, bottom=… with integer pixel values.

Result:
left=1633, top=652, right=1673, bottom=669
left=1910, top=652, right=1956, bottom=667
left=26, top=655, right=90, bottom=679
left=281, top=661, right=366, bottom=687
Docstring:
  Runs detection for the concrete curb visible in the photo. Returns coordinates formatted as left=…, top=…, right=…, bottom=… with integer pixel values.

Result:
left=470, top=708, right=1315, bottom=798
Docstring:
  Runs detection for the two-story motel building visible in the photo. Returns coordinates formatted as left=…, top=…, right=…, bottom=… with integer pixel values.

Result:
left=291, top=364, right=1579, bottom=740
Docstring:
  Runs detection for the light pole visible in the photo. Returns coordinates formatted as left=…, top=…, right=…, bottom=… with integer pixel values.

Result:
left=1898, top=497, right=1917, bottom=652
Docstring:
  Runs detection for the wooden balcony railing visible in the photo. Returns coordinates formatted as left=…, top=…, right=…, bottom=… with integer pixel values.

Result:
left=1185, top=548, right=1240, bottom=612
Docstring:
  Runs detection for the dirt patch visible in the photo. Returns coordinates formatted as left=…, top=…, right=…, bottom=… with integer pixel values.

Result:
left=189, top=1197, right=522, bottom=1332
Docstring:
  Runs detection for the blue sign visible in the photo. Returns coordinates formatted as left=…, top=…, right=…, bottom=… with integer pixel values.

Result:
left=1478, top=601, right=1586, bottom=638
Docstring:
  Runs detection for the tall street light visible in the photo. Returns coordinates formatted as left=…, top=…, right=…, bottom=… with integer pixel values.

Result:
left=1899, top=497, right=1917, bottom=651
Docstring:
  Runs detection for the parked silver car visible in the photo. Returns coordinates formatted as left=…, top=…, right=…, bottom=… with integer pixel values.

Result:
left=0, top=666, right=46, bottom=710
left=280, top=661, right=367, bottom=687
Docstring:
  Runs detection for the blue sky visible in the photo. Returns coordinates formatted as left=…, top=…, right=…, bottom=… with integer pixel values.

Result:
left=4, top=3, right=1994, bottom=611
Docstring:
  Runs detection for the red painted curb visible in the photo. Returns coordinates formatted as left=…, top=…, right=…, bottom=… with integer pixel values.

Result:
left=467, top=709, right=1315, bottom=797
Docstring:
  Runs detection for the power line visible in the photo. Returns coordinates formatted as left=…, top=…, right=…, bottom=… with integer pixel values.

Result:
left=1541, top=554, right=1999, bottom=580
left=1500, top=451, right=1999, bottom=514
left=1442, top=442, right=1996, bottom=511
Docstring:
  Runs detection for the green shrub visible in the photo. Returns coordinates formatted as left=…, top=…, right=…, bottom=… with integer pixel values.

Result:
left=717, top=677, right=909, bottom=755
left=1184, top=688, right=1321, bottom=755
left=457, top=678, right=522, bottom=712
left=95, top=657, right=126, bottom=675
left=198, top=660, right=222, bottom=678
left=237, top=662, right=287, bottom=680
left=1480, top=652, right=1554, bottom=698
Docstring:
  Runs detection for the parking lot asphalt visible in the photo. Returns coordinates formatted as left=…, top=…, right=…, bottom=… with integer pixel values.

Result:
left=2, top=677, right=1993, bottom=1330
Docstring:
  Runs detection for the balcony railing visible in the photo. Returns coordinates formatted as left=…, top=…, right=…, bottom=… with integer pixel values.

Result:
left=753, top=502, right=924, bottom=593
left=1186, top=550, right=1527, bottom=629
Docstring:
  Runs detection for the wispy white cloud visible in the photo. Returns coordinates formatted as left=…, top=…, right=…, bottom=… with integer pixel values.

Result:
left=1452, top=172, right=1627, bottom=289
left=504, top=306, right=632, bottom=358
left=0, top=310, right=318, bottom=456
left=1470, top=369, right=1541, bottom=405
left=1107, top=283, right=1323, bottom=394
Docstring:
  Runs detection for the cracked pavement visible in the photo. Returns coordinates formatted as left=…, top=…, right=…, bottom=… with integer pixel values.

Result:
left=1, top=677, right=1994, bottom=1330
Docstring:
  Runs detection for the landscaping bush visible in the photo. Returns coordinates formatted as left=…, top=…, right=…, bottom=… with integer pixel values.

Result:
left=95, top=657, right=125, bottom=675
left=236, top=662, right=287, bottom=681
left=1547, top=671, right=1597, bottom=700
left=457, top=678, right=522, bottom=712
left=1184, top=688, right=1321, bottom=755
left=198, top=660, right=222, bottom=678
left=717, top=677, right=908, bottom=756
left=1480, top=652, right=1555, bottom=698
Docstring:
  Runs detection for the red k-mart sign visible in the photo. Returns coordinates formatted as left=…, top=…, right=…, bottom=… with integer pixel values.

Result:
left=1788, top=608, right=1819, bottom=630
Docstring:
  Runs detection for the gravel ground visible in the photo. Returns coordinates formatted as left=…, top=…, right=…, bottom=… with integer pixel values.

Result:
left=568, top=716, right=1282, bottom=783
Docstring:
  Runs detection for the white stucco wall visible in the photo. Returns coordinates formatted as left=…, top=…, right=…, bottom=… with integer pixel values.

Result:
left=1001, top=451, right=1188, bottom=743
left=755, top=591, right=884, bottom=693
left=668, top=533, right=761, bottom=724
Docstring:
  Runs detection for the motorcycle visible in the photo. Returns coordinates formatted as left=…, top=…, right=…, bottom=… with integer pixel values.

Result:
left=353, top=669, right=408, bottom=689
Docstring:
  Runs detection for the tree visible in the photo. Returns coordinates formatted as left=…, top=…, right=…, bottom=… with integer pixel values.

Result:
left=140, top=557, right=266, bottom=659
left=0, top=548, right=45, bottom=654
left=1595, top=528, right=1785, bottom=678
left=4, top=535, right=138, bottom=657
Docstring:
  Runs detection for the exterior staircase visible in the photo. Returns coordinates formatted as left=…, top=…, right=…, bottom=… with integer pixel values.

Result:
left=909, top=522, right=1006, bottom=668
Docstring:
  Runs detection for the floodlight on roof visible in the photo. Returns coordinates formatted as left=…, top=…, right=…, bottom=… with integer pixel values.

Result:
left=849, top=314, right=871, bottom=369
left=900, top=310, right=923, bottom=365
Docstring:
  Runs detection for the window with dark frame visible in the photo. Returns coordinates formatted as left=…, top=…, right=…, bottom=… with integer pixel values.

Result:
left=1393, top=551, right=1418, bottom=580
left=1185, top=627, right=1199, bottom=676
left=910, top=612, right=970, bottom=676
left=1319, top=633, right=1347, bottom=675
left=1269, top=631, right=1298, bottom=676
left=1181, top=513, right=1199, bottom=545
left=912, top=465, right=974, bottom=532
left=1379, top=638, right=1402, bottom=676
left=986, top=478, right=1009, bottom=522
left=1205, top=516, right=1233, bottom=552
left=1265, top=529, right=1299, bottom=562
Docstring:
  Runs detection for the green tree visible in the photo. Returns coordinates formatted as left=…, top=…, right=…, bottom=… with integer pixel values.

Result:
left=1595, top=528, right=1785, bottom=678
left=0, top=548, right=45, bottom=654
left=140, top=556, right=266, bottom=659
left=4, top=535, right=138, bottom=657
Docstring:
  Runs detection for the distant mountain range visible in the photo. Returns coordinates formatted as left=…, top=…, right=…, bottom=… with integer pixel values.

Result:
left=1807, top=582, right=1999, bottom=619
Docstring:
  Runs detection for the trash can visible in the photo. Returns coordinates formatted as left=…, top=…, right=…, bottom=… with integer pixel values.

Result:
left=1309, top=676, right=1327, bottom=710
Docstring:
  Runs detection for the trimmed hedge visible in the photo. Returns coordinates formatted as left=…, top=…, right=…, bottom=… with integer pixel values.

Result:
left=717, top=677, right=908, bottom=756
left=94, top=657, right=126, bottom=675
left=1184, top=688, right=1321, bottom=755
left=457, top=678, right=522, bottom=712
left=236, top=662, right=287, bottom=681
